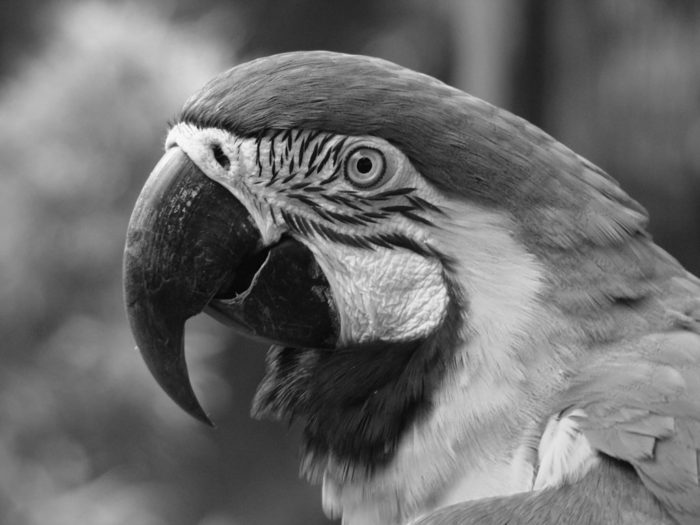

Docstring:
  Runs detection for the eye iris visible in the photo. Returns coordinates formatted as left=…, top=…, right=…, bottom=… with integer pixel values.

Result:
left=344, top=146, right=386, bottom=188
left=356, top=156, right=373, bottom=174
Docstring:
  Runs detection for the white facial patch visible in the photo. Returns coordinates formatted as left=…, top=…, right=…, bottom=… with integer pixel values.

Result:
left=166, top=122, right=452, bottom=345
left=307, top=240, right=448, bottom=344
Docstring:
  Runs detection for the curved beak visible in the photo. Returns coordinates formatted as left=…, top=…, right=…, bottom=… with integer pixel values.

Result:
left=123, top=148, right=338, bottom=425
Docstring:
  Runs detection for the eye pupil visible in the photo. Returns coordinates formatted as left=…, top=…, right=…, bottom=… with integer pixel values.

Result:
left=356, top=157, right=373, bottom=174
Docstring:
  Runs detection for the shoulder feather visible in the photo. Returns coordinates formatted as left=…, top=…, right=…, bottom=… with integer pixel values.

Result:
left=558, top=329, right=700, bottom=525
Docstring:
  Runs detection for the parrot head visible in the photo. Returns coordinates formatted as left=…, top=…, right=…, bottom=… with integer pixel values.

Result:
left=124, top=51, right=653, bottom=520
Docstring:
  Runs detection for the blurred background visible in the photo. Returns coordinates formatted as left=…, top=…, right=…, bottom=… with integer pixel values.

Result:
left=0, top=1, right=699, bottom=524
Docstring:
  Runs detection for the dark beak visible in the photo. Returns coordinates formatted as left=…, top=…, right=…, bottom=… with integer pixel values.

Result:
left=123, top=147, right=338, bottom=425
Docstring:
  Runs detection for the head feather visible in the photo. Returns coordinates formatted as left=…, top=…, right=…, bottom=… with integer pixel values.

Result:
left=179, top=51, right=648, bottom=247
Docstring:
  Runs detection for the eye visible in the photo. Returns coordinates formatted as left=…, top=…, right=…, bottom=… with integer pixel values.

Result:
left=344, top=147, right=386, bottom=188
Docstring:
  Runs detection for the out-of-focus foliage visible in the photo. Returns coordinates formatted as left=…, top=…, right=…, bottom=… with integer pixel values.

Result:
left=0, top=1, right=698, bottom=524
left=0, top=3, right=238, bottom=524
left=231, top=0, right=454, bottom=80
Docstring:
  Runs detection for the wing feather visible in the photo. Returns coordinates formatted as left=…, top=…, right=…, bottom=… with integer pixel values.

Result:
left=559, top=330, right=700, bottom=525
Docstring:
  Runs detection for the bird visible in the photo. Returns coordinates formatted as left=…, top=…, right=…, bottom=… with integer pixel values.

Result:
left=123, top=51, right=700, bottom=524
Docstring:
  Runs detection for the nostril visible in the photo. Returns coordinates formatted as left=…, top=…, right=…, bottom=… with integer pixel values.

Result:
left=212, top=144, right=230, bottom=170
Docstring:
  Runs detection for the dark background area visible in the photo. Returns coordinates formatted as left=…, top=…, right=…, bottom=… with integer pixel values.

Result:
left=0, top=1, right=698, bottom=524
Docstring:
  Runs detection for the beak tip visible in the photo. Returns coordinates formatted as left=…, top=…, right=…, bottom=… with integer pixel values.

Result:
left=134, top=341, right=216, bottom=427
left=174, top=393, right=215, bottom=427
left=186, top=403, right=216, bottom=428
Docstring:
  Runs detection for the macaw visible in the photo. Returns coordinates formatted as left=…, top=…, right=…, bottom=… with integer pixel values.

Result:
left=123, top=51, right=700, bottom=525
